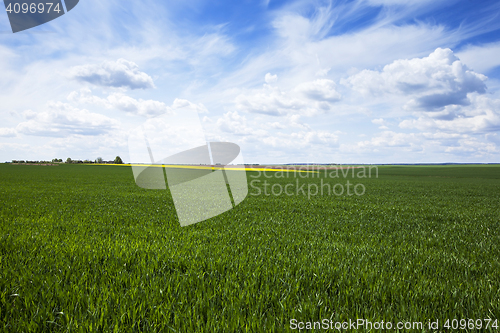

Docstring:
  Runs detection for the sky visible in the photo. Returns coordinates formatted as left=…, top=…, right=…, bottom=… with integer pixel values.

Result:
left=1, top=0, right=500, bottom=164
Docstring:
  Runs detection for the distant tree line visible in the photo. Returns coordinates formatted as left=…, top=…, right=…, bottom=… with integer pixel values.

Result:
left=11, top=160, right=54, bottom=164
left=11, top=156, right=124, bottom=164
left=66, top=156, right=124, bottom=164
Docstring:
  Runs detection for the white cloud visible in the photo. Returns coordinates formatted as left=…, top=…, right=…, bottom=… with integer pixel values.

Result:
left=341, top=130, right=499, bottom=159
left=343, top=48, right=487, bottom=110
left=213, top=111, right=337, bottom=157
left=22, top=110, right=37, bottom=119
left=486, top=133, right=500, bottom=145
left=67, top=88, right=107, bottom=107
left=456, top=41, right=500, bottom=74
left=171, top=99, right=208, bottom=113
left=0, top=46, right=17, bottom=92
left=293, top=130, right=338, bottom=146
left=372, top=118, right=389, bottom=129
left=68, top=89, right=207, bottom=117
left=399, top=93, right=500, bottom=133
left=107, top=94, right=170, bottom=117
left=265, top=73, right=278, bottom=84
left=295, top=79, right=342, bottom=102
left=443, top=138, right=498, bottom=155
left=315, top=67, right=331, bottom=77
left=15, top=102, right=119, bottom=137
left=268, top=21, right=454, bottom=83
left=214, top=112, right=311, bottom=140
left=235, top=85, right=301, bottom=116
left=0, top=143, right=31, bottom=157
left=272, top=4, right=338, bottom=44
left=0, top=128, right=17, bottom=137
left=352, top=131, right=420, bottom=150
left=212, top=109, right=338, bottom=156
left=189, top=32, right=236, bottom=61
left=269, top=122, right=285, bottom=129
left=262, top=130, right=339, bottom=150
left=275, top=114, right=310, bottom=130
left=69, top=59, right=155, bottom=90
left=236, top=79, right=341, bottom=116
left=214, top=13, right=485, bottom=116
left=217, top=111, right=258, bottom=136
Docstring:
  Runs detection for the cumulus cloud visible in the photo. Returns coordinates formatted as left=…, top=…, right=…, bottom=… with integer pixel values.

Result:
left=275, top=114, right=310, bottom=130
left=262, top=130, right=339, bottom=149
left=171, top=99, right=208, bottom=113
left=16, top=102, right=119, bottom=137
left=214, top=111, right=337, bottom=154
left=340, top=131, right=424, bottom=155
left=69, top=59, right=156, bottom=90
left=399, top=94, right=500, bottom=133
left=107, top=94, right=170, bottom=117
left=353, top=131, right=420, bottom=150
left=236, top=86, right=301, bottom=116
left=216, top=111, right=312, bottom=139
left=343, top=48, right=487, bottom=110
left=236, top=79, right=342, bottom=116
left=217, top=111, right=257, bottom=136
left=67, top=88, right=107, bottom=107
left=291, top=130, right=338, bottom=146
left=342, top=130, right=498, bottom=158
left=372, top=118, right=389, bottom=129
left=443, top=139, right=498, bottom=155
left=68, top=88, right=207, bottom=117
left=0, top=128, right=17, bottom=137
left=265, top=73, right=278, bottom=84
left=213, top=109, right=337, bottom=153
left=69, top=88, right=169, bottom=117
left=295, top=79, right=342, bottom=102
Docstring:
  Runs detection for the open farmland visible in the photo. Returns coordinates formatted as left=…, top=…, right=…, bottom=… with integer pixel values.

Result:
left=0, top=164, right=499, bottom=332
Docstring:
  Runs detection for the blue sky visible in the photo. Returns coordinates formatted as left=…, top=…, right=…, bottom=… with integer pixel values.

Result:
left=1, top=0, right=500, bottom=163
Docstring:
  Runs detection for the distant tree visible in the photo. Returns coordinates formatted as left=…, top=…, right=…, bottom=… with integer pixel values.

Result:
left=66, top=158, right=72, bottom=164
left=96, top=157, right=103, bottom=163
left=114, top=156, right=123, bottom=164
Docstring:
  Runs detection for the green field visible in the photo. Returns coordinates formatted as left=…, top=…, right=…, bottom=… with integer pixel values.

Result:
left=1, top=164, right=499, bottom=332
